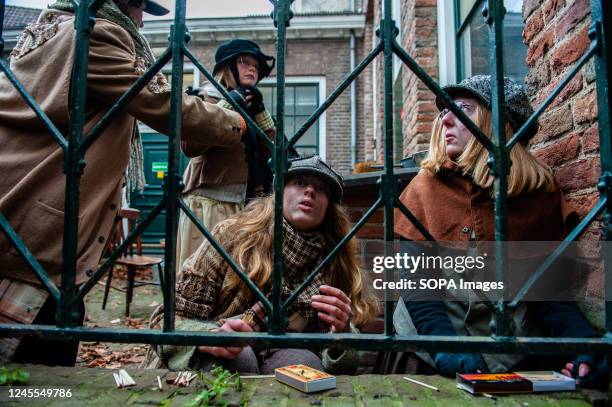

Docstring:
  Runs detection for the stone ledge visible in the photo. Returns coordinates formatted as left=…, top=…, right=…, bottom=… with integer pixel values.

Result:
left=1, top=364, right=609, bottom=406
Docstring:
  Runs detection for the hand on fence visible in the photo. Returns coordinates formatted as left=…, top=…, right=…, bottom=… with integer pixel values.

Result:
left=311, top=285, right=352, bottom=333
left=197, top=319, right=253, bottom=359
left=562, top=354, right=610, bottom=389
left=433, top=352, right=487, bottom=377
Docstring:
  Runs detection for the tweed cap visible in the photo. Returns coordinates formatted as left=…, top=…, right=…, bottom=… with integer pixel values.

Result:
left=287, top=155, right=344, bottom=202
left=435, top=75, right=537, bottom=141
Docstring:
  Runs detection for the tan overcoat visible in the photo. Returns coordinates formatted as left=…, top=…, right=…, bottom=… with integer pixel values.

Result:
left=0, top=10, right=245, bottom=285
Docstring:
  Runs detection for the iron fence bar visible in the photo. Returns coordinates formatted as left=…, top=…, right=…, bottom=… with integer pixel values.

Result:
left=391, top=39, right=494, bottom=152
left=73, top=198, right=167, bottom=305
left=1, top=323, right=611, bottom=355
left=270, top=0, right=292, bottom=334
left=78, top=48, right=172, bottom=155
left=183, top=46, right=273, bottom=150
left=510, top=197, right=608, bottom=307
left=486, top=0, right=512, bottom=338
left=288, top=42, right=383, bottom=148
left=591, top=0, right=612, bottom=333
left=507, top=44, right=598, bottom=149
left=456, top=0, right=484, bottom=37
left=381, top=0, right=396, bottom=337
left=177, top=198, right=272, bottom=312
left=0, top=60, right=68, bottom=152
left=0, top=213, right=60, bottom=303
left=281, top=198, right=383, bottom=313
left=59, top=0, right=92, bottom=328
left=394, top=199, right=436, bottom=241
left=162, top=1, right=189, bottom=333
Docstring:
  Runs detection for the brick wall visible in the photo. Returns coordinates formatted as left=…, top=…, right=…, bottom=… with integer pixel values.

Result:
left=361, top=0, right=439, bottom=162
left=157, top=36, right=365, bottom=175
left=523, top=0, right=600, bottom=239
left=523, top=0, right=603, bottom=324
left=399, top=0, right=438, bottom=157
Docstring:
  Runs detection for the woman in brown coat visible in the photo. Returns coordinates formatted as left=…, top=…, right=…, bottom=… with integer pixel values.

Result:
left=393, top=75, right=608, bottom=388
left=177, top=39, right=278, bottom=274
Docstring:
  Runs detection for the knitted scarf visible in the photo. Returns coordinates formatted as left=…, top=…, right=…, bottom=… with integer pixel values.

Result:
left=48, top=0, right=153, bottom=191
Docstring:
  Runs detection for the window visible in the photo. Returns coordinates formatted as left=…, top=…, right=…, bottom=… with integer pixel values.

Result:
left=163, top=63, right=199, bottom=92
left=259, top=79, right=326, bottom=158
left=453, top=0, right=528, bottom=83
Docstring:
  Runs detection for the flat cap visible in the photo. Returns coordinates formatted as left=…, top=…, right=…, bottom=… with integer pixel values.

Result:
left=287, top=155, right=343, bottom=202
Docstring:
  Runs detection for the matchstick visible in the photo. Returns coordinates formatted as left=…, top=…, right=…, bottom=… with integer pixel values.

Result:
left=403, top=376, right=440, bottom=392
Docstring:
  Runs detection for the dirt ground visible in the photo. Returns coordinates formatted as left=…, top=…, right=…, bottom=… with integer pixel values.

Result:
left=77, top=266, right=163, bottom=369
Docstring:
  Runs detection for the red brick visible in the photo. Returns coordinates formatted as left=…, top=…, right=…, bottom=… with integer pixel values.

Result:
left=349, top=208, right=384, bottom=224
left=415, top=0, right=437, bottom=6
left=552, top=72, right=583, bottom=108
left=533, top=133, right=580, bottom=166
left=532, top=105, right=573, bottom=144
left=526, top=27, right=554, bottom=66
left=543, top=0, right=566, bottom=24
left=523, top=10, right=544, bottom=43
left=554, top=0, right=590, bottom=39
left=554, top=157, right=601, bottom=191
left=524, top=0, right=544, bottom=18
left=566, top=192, right=598, bottom=219
left=356, top=224, right=384, bottom=239
left=551, top=25, right=590, bottom=73
left=574, top=90, right=597, bottom=124
left=583, top=123, right=599, bottom=153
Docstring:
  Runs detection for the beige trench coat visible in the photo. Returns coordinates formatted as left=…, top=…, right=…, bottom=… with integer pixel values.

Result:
left=0, top=10, right=245, bottom=286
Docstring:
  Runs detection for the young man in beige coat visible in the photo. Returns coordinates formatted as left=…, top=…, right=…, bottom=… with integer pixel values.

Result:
left=0, top=0, right=247, bottom=365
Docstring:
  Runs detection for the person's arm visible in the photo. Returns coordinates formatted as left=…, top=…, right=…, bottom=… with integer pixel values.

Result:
left=86, top=20, right=245, bottom=148
left=155, top=226, right=231, bottom=370
left=530, top=301, right=609, bottom=388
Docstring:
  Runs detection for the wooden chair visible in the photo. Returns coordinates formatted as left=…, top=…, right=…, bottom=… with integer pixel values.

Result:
left=101, top=208, right=163, bottom=317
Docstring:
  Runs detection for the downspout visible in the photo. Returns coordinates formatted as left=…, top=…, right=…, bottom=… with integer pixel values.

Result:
left=350, top=29, right=357, bottom=171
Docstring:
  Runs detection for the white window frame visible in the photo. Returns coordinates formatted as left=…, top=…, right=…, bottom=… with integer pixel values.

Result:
left=436, top=0, right=457, bottom=86
left=259, top=76, right=327, bottom=160
left=392, top=0, right=402, bottom=81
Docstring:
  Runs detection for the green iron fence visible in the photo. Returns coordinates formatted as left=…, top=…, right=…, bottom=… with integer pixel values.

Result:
left=0, top=0, right=611, bottom=358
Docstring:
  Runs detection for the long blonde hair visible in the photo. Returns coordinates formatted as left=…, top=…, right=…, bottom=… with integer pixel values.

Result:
left=219, top=195, right=378, bottom=326
left=421, top=103, right=556, bottom=196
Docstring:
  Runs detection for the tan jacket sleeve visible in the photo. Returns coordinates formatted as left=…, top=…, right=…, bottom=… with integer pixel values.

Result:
left=86, top=20, right=244, bottom=148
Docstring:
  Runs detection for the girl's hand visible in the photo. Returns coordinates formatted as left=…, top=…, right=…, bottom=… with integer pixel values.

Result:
left=197, top=319, right=253, bottom=359
left=311, top=285, right=352, bottom=333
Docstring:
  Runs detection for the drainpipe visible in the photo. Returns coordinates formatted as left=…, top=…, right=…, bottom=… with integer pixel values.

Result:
left=350, top=29, right=357, bottom=171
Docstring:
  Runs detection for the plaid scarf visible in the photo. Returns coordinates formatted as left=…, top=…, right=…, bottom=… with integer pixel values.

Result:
left=241, top=218, right=329, bottom=333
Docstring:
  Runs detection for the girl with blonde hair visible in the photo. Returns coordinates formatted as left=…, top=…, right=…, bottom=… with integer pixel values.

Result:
left=150, top=156, right=378, bottom=374
left=393, top=76, right=608, bottom=388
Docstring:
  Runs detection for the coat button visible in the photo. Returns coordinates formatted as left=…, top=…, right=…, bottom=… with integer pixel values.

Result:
left=462, top=226, right=470, bottom=234
left=110, top=203, right=117, bottom=210
left=98, top=236, right=105, bottom=243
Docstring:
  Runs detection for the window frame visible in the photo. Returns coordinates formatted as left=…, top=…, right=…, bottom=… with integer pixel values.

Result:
left=259, top=76, right=327, bottom=159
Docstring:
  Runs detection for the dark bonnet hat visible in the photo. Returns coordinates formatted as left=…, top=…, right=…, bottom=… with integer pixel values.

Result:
left=213, top=39, right=276, bottom=81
